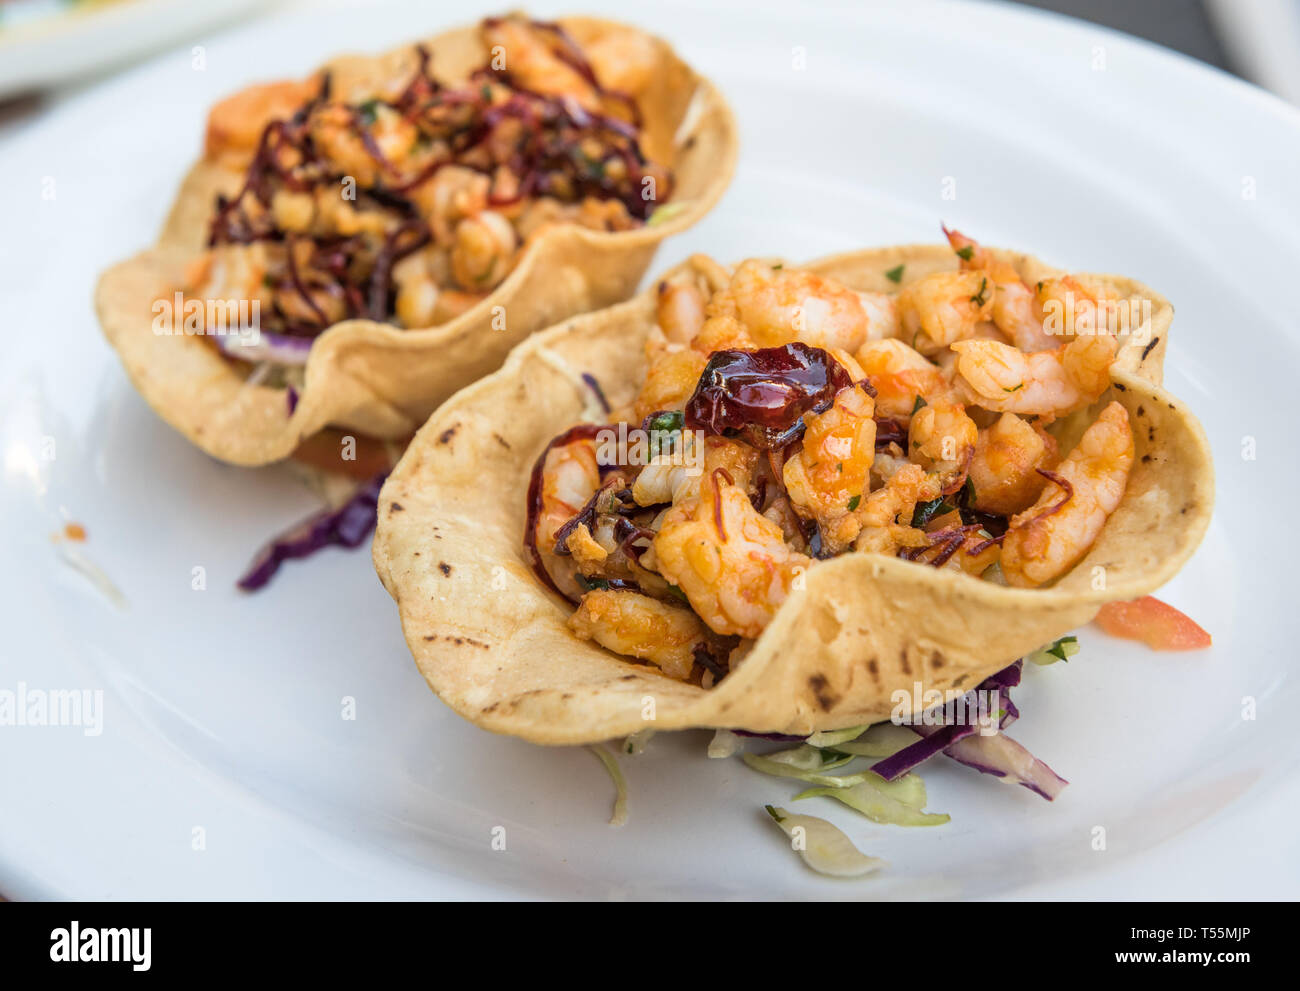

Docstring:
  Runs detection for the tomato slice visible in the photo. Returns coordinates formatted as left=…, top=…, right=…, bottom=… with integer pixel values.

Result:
left=1094, top=596, right=1211, bottom=650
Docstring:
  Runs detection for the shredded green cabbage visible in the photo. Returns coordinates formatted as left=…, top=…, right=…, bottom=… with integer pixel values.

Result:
left=821, top=722, right=917, bottom=758
left=733, top=721, right=951, bottom=835
left=805, top=725, right=870, bottom=748
left=765, top=806, right=886, bottom=878
left=589, top=745, right=628, bottom=827
left=623, top=730, right=656, bottom=755
left=647, top=201, right=690, bottom=227
left=743, top=752, right=875, bottom=788
left=795, top=778, right=950, bottom=827
left=761, top=744, right=855, bottom=771
left=707, top=729, right=744, bottom=758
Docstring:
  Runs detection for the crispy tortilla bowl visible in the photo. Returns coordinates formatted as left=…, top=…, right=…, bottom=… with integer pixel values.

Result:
left=95, top=16, right=737, bottom=467
left=373, top=246, right=1213, bottom=745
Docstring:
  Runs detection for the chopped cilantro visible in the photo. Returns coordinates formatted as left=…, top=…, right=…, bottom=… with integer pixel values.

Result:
left=1046, top=635, right=1079, bottom=661
left=847, top=494, right=861, bottom=512
left=648, top=410, right=683, bottom=458
left=1029, top=634, right=1081, bottom=666
left=911, top=395, right=927, bottom=415
left=884, top=264, right=905, bottom=284
left=970, top=277, right=989, bottom=307
left=911, top=497, right=953, bottom=527
left=955, top=245, right=974, bottom=261
left=649, top=410, right=684, bottom=434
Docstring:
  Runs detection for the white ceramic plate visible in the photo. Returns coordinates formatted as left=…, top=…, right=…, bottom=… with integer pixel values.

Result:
left=2, top=0, right=1297, bottom=900
left=0, top=0, right=268, bottom=99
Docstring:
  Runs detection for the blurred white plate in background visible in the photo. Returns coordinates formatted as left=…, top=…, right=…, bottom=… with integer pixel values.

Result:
left=0, top=0, right=267, bottom=98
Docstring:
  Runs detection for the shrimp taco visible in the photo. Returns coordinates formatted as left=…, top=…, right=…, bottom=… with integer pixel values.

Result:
left=95, top=14, right=737, bottom=468
left=373, top=231, right=1213, bottom=745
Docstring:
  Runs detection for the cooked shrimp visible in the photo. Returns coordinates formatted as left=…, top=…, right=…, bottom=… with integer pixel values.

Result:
left=311, top=187, right=392, bottom=238
left=687, top=253, right=733, bottom=294
left=572, top=195, right=640, bottom=232
left=584, top=27, right=660, bottom=95
left=852, top=463, right=942, bottom=553
left=859, top=290, right=901, bottom=340
left=951, top=533, right=1002, bottom=576
left=908, top=401, right=977, bottom=491
left=409, top=166, right=491, bottom=245
left=952, top=333, right=1118, bottom=418
left=564, top=523, right=609, bottom=570
left=568, top=588, right=712, bottom=681
left=701, top=259, right=869, bottom=354
left=853, top=523, right=931, bottom=557
left=855, top=338, right=955, bottom=422
left=273, top=241, right=351, bottom=327
left=633, top=430, right=702, bottom=506
left=782, top=383, right=877, bottom=553
left=185, top=243, right=274, bottom=313
left=1000, top=401, right=1133, bottom=587
left=691, top=313, right=755, bottom=353
left=451, top=210, right=517, bottom=290
left=967, top=413, right=1059, bottom=516
left=1059, top=328, right=1122, bottom=397
left=656, top=280, right=707, bottom=343
left=482, top=17, right=601, bottom=110
left=534, top=432, right=600, bottom=577
left=636, top=434, right=756, bottom=508
left=393, top=249, right=441, bottom=327
left=204, top=77, right=321, bottom=161
left=307, top=103, right=420, bottom=190
left=631, top=342, right=709, bottom=422
left=653, top=475, right=810, bottom=638
left=987, top=279, right=1057, bottom=352
left=269, top=191, right=316, bottom=234
left=861, top=463, right=941, bottom=531
left=1035, top=276, right=1128, bottom=339
left=944, top=226, right=1057, bottom=352
left=896, top=270, right=995, bottom=354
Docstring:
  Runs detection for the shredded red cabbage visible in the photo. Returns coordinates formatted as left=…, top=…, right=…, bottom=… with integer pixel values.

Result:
left=868, top=660, right=1068, bottom=800
left=936, top=730, right=1069, bottom=801
left=237, top=472, right=388, bottom=591
left=873, top=416, right=907, bottom=451
left=581, top=372, right=611, bottom=414
left=871, top=719, right=982, bottom=778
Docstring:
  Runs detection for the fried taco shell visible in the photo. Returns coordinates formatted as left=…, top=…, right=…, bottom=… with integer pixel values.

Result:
left=95, top=17, right=737, bottom=466
left=373, top=246, right=1212, bottom=744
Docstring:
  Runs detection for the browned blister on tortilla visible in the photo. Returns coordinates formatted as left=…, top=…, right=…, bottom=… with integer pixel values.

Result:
left=373, top=245, right=1212, bottom=744
left=95, top=17, right=737, bottom=466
